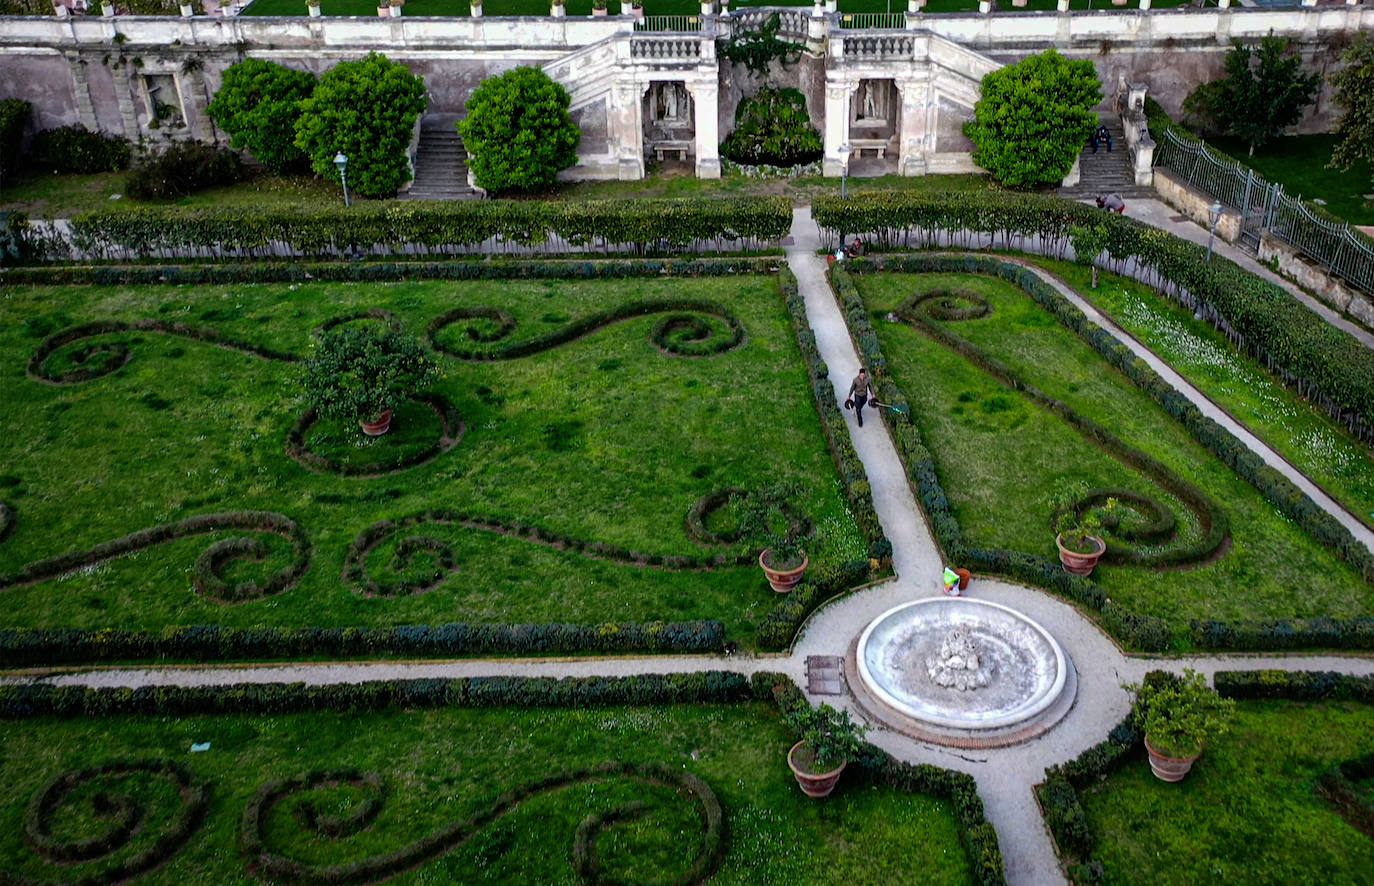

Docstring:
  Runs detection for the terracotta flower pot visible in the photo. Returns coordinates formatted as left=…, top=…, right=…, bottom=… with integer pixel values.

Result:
left=759, top=549, right=808, bottom=593
left=788, top=741, right=846, bottom=797
left=1056, top=534, right=1106, bottom=576
left=1145, top=735, right=1201, bottom=782
left=360, top=409, right=393, bottom=436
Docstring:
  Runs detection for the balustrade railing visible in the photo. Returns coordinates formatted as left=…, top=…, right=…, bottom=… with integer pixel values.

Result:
left=629, top=32, right=702, bottom=57
left=841, top=33, right=914, bottom=58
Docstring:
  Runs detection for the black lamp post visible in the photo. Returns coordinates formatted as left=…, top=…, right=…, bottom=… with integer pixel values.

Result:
left=1205, top=201, right=1222, bottom=263
left=333, top=152, right=350, bottom=207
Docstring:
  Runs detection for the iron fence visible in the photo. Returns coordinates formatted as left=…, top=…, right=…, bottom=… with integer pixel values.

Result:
left=1154, top=128, right=1374, bottom=298
left=839, top=12, right=906, bottom=28
left=635, top=14, right=700, bottom=30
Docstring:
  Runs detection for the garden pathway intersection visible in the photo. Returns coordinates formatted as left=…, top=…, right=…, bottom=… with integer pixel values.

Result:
left=5, top=201, right=1374, bottom=886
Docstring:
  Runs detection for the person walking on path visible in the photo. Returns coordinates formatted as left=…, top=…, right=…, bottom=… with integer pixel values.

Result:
left=846, top=367, right=874, bottom=427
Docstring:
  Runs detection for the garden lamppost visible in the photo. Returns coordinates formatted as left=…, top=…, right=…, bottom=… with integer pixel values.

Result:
left=838, top=142, right=852, bottom=199
left=333, top=152, right=351, bottom=207
left=1205, top=200, right=1223, bottom=263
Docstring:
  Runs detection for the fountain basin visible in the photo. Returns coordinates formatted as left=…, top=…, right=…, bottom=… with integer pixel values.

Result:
left=852, top=597, right=1074, bottom=746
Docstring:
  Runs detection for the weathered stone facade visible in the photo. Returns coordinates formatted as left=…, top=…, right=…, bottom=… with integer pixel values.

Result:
left=0, top=4, right=1370, bottom=179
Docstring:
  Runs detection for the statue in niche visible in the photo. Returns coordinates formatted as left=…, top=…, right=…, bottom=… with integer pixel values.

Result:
left=857, top=81, right=886, bottom=123
left=656, top=83, right=682, bottom=122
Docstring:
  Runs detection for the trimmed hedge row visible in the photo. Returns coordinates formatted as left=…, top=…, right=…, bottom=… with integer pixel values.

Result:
left=829, top=262, right=1171, bottom=652
left=813, top=190, right=1374, bottom=445
left=0, top=620, right=726, bottom=668
left=2, top=256, right=782, bottom=286
left=1213, top=669, right=1374, bottom=701
left=841, top=254, right=1374, bottom=650
left=26, top=198, right=792, bottom=261
left=754, top=267, right=891, bottom=650
left=285, top=394, right=463, bottom=477
left=760, top=673, right=1005, bottom=886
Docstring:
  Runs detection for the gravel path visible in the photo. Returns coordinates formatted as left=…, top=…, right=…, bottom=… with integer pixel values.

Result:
left=4, top=201, right=1372, bottom=886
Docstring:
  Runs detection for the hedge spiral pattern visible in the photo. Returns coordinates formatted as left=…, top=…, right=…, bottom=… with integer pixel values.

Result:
left=0, top=509, right=311, bottom=603
left=313, top=309, right=403, bottom=338
left=241, top=762, right=725, bottom=886
left=16, top=759, right=209, bottom=886
left=895, top=291, right=1227, bottom=569
left=344, top=509, right=754, bottom=596
left=285, top=393, right=464, bottom=477
left=683, top=487, right=813, bottom=547
left=427, top=300, right=744, bottom=361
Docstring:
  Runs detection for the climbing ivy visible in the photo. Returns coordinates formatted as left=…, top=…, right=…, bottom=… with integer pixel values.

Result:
left=718, top=13, right=805, bottom=76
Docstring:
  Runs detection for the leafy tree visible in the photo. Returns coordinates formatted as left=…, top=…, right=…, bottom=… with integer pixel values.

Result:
left=294, top=52, right=427, bottom=199
left=301, top=327, right=440, bottom=427
left=720, top=87, right=822, bottom=168
left=1329, top=34, right=1374, bottom=190
left=963, top=49, right=1102, bottom=189
left=1068, top=222, right=1111, bottom=289
left=458, top=66, right=580, bottom=194
left=206, top=59, right=316, bottom=175
left=1193, top=34, right=1321, bottom=156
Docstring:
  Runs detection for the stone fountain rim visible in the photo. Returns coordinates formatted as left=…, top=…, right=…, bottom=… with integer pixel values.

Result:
left=856, top=596, right=1069, bottom=731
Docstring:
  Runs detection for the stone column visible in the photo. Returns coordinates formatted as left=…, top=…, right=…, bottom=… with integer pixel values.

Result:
left=64, top=52, right=99, bottom=132
left=613, top=82, right=645, bottom=180
left=113, top=64, right=142, bottom=142
left=823, top=81, right=850, bottom=177
left=687, top=79, right=720, bottom=179
left=178, top=67, right=216, bottom=144
left=894, top=77, right=929, bottom=176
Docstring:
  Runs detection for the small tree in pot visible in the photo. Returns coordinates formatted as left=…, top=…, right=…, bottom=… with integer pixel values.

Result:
left=301, top=327, right=440, bottom=436
left=1124, top=669, right=1235, bottom=782
left=729, top=480, right=811, bottom=592
left=1048, top=482, right=1118, bottom=576
left=785, top=703, right=869, bottom=798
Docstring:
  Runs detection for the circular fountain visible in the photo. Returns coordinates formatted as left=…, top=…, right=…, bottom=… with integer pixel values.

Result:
left=849, top=598, right=1076, bottom=748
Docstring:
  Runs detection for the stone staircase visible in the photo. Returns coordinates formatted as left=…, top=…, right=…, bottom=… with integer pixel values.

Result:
left=1058, top=119, right=1153, bottom=202
left=404, top=114, right=479, bottom=201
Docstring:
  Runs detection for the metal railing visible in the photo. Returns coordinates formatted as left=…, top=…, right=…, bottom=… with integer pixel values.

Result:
left=839, top=12, right=905, bottom=29
left=1154, top=128, right=1374, bottom=299
left=634, top=14, right=699, bottom=31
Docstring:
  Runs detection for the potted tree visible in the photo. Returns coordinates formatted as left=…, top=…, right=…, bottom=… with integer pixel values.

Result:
left=785, top=703, right=869, bottom=798
left=301, top=327, right=440, bottom=437
left=1049, top=483, right=1115, bottom=576
left=1124, top=669, right=1234, bottom=782
left=591, top=0, right=607, bottom=14
left=731, top=481, right=811, bottom=593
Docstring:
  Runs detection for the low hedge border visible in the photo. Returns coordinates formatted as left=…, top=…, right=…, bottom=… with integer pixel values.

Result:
left=842, top=255, right=1374, bottom=650
left=20, top=198, right=792, bottom=263
left=285, top=393, right=464, bottom=477
left=758, top=672, right=1005, bottom=886
left=1318, top=751, right=1374, bottom=840
left=812, top=191, right=1374, bottom=447
left=1, top=257, right=783, bottom=287
left=830, top=262, right=1170, bottom=651
left=0, top=620, right=726, bottom=668
left=1038, top=669, right=1374, bottom=884
left=242, top=761, right=725, bottom=885
left=22, top=758, right=210, bottom=886
left=755, top=268, right=892, bottom=651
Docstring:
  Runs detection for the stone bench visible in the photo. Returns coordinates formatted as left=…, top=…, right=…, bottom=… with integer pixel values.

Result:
left=653, top=140, right=692, bottom=161
left=851, top=138, right=889, bottom=159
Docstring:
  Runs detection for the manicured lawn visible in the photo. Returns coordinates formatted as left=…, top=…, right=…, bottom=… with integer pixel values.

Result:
left=1034, top=257, right=1374, bottom=532
left=1207, top=134, right=1374, bottom=226
left=0, top=701, right=978, bottom=885
left=1077, top=699, right=1374, bottom=885
left=0, top=273, right=864, bottom=644
left=853, top=269, right=1373, bottom=630
left=0, top=167, right=993, bottom=218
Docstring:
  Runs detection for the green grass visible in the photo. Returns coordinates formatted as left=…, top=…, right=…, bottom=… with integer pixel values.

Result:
left=1206, top=134, right=1374, bottom=226
left=0, top=167, right=990, bottom=218
left=0, top=701, right=978, bottom=885
left=854, top=269, right=1373, bottom=631
left=0, top=273, right=865, bottom=644
left=1033, top=256, right=1374, bottom=532
left=1078, top=699, right=1374, bottom=885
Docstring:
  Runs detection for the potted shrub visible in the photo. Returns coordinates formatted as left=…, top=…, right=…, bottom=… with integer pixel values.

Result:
left=301, top=327, right=440, bottom=437
left=785, top=703, right=869, bottom=798
left=730, top=481, right=811, bottom=593
left=1124, top=669, right=1235, bottom=782
left=1049, top=483, right=1114, bottom=576
left=591, top=0, right=607, bottom=14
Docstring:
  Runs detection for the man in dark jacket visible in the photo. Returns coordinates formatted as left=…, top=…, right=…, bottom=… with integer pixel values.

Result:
left=847, top=367, right=874, bottom=428
left=1092, top=123, right=1113, bottom=153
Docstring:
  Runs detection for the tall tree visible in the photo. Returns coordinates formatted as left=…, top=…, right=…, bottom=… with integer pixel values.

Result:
left=294, top=53, right=427, bottom=199
left=963, top=49, right=1102, bottom=189
left=459, top=67, right=580, bottom=194
left=207, top=59, right=316, bottom=175
left=1329, top=34, right=1374, bottom=190
left=1207, top=34, right=1321, bottom=156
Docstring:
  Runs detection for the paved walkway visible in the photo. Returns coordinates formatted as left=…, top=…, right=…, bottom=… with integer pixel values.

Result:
left=5, top=203, right=1374, bottom=885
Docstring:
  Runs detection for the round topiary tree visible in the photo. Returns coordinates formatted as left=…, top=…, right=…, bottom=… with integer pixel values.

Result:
left=301, top=327, right=441, bottom=435
left=963, top=49, right=1102, bottom=189
left=294, top=52, right=427, bottom=199
left=207, top=59, right=317, bottom=175
left=458, top=66, right=581, bottom=194
left=720, top=87, right=822, bottom=168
